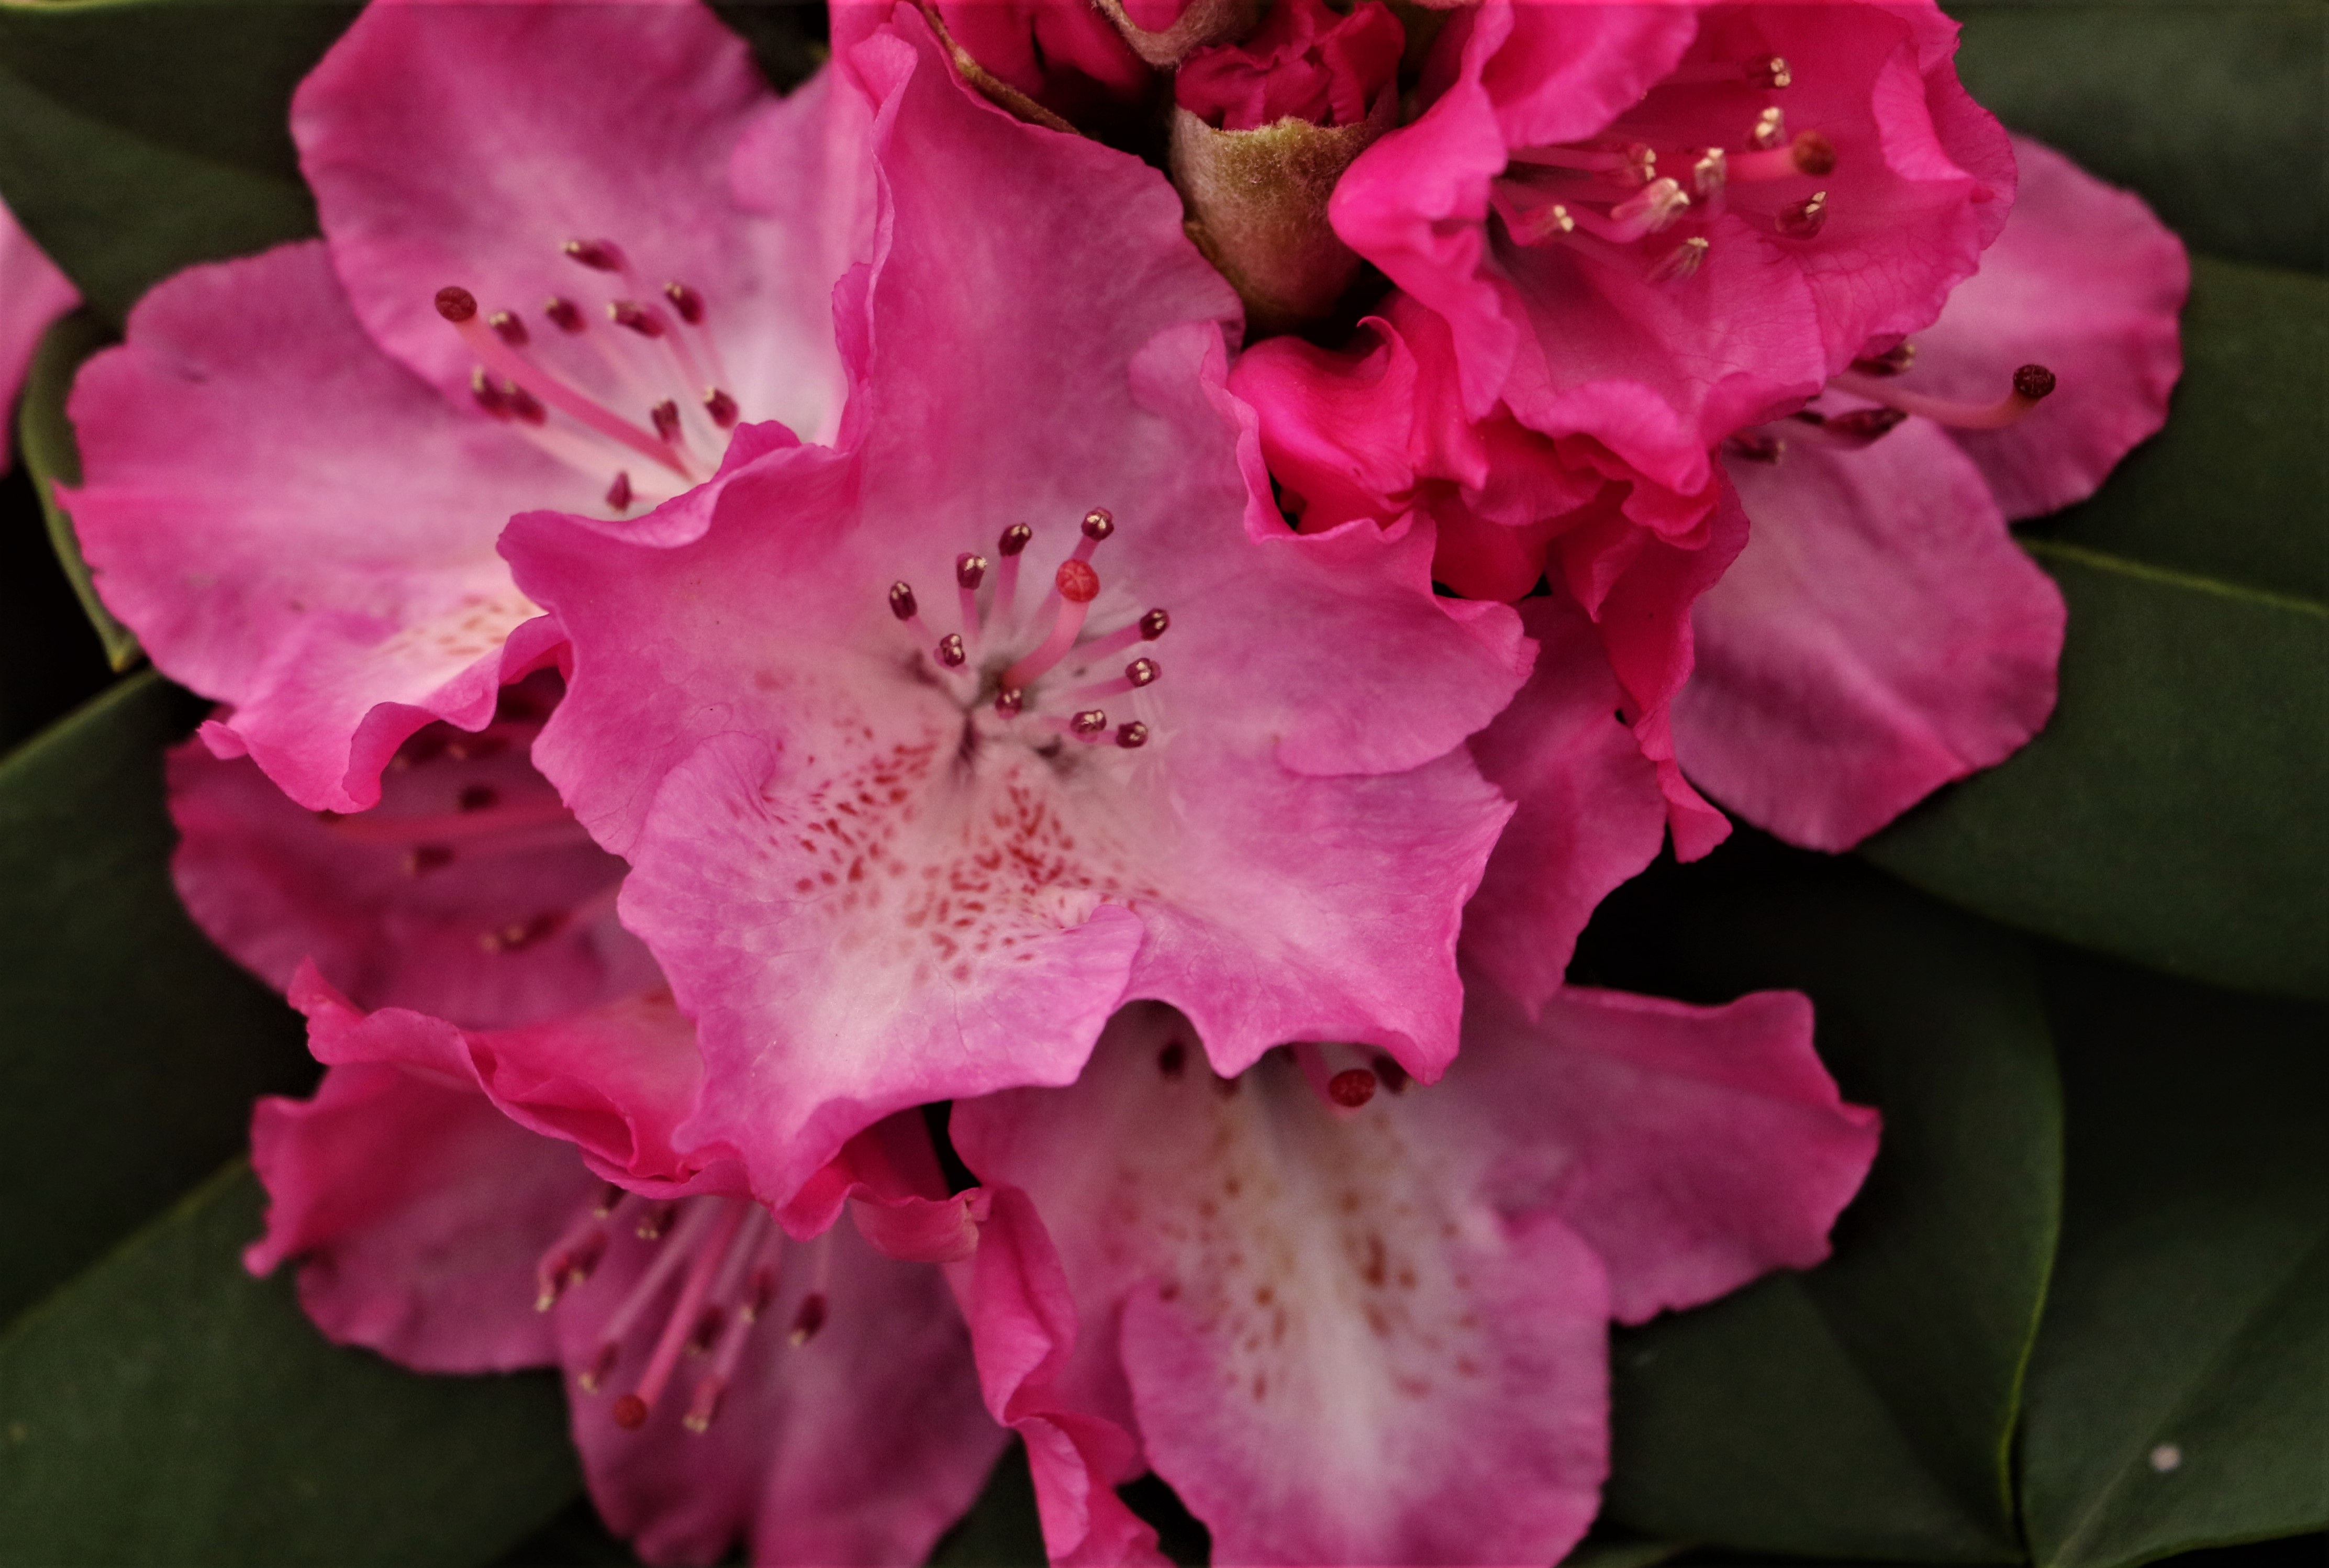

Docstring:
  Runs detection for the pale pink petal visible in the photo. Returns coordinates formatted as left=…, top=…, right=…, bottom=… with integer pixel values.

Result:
left=1909, top=135, right=2188, bottom=519
left=1464, top=596, right=1668, bottom=1013
left=294, top=0, right=850, bottom=448
left=67, top=242, right=596, bottom=811
left=244, top=1061, right=577, bottom=1373
left=0, top=193, right=79, bottom=469
left=1675, top=420, right=2065, bottom=850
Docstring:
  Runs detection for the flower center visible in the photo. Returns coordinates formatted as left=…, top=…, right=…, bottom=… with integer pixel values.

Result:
left=885, top=507, right=1169, bottom=753
left=433, top=236, right=748, bottom=515
left=537, top=1189, right=830, bottom=1433
left=1489, top=52, right=1834, bottom=283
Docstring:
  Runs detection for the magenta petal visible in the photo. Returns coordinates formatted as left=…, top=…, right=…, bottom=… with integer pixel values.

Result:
left=1464, top=596, right=1668, bottom=1013
left=1676, top=421, right=2066, bottom=850
left=293, top=0, right=849, bottom=445
left=0, top=194, right=79, bottom=470
left=68, top=242, right=598, bottom=811
left=246, top=1062, right=578, bottom=1372
left=1910, top=136, right=2188, bottom=519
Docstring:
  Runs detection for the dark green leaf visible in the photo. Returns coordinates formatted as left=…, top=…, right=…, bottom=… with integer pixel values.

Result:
left=0, top=0, right=356, bottom=325
left=1572, top=834, right=2062, bottom=1562
left=927, top=1443, right=1045, bottom=1568
left=496, top=1496, right=645, bottom=1568
left=1864, top=260, right=2328, bottom=1003
left=0, top=673, right=314, bottom=1328
left=1948, top=3, right=2325, bottom=275
left=0, top=1160, right=580, bottom=1566
left=0, top=464, right=108, bottom=755
left=2017, top=949, right=2328, bottom=1567
left=17, top=310, right=134, bottom=672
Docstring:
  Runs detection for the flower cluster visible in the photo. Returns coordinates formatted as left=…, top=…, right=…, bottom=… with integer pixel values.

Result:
left=44, top=0, right=2183, bottom=1562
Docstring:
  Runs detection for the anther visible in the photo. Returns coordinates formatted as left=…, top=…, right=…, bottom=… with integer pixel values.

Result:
left=1648, top=237, right=1710, bottom=283
left=1723, top=430, right=1787, bottom=463
left=1372, top=1054, right=1410, bottom=1094
left=995, top=687, right=1025, bottom=716
left=439, top=285, right=690, bottom=475
left=663, top=281, right=706, bottom=325
left=458, top=784, right=498, bottom=812
left=788, top=1292, right=827, bottom=1347
left=1825, top=363, right=2057, bottom=430
left=564, top=238, right=627, bottom=272
left=1126, top=657, right=1159, bottom=687
left=403, top=844, right=454, bottom=875
left=1070, top=709, right=1109, bottom=739
left=544, top=296, right=585, bottom=333
left=1141, top=608, right=1169, bottom=639
left=2013, top=364, right=2058, bottom=401
left=607, top=471, right=633, bottom=511
left=651, top=401, right=682, bottom=442
left=998, top=524, right=1033, bottom=556
left=488, top=310, right=528, bottom=347
left=1748, top=54, right=1790, bottom=88
left=702, top=388, right=738, bottom=429
left=1852, top=342, right=1917, bottom=377
left=638, top=1202, right=679, bottom=1240
left=504, top=384, right=545, bottom=425
left=471, top=366, right=509, bottom=419
left=888, top=582, right=919, bottom=621
left=434, top=286, right=477, bottom=322
left=1328, top=1069, right=1378, bottom=1108
left=1692, top=147, right=1727, bottom=197
left=1752, top=107, right=1787, bottom=151
left=956, top=553, right=989, bottom=590
left=1776, top=190, right=1829, bottom=239
left=1791, top=131, right=1836, bottom=176
left=609, top=300, right=666, bottom=338
left=1115, top=721, right=1149, bottom=749
left=1607, top=176, right=1690, bottom=237
left=935, top=632, right=967, bottom=668
left=594, top=1183, right=626, bottom=1218
left=1082, top=508, right=1115, bottom=542
left=1821, top=407, right=1910, bottom=444
left=993, top=525, right=1033, bottom=621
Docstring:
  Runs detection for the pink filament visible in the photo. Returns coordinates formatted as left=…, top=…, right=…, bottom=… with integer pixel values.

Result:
left=618, top=1199, right=752, bottom=1429
left=1827, top=368, right=2054, bottom=430
left=447, top=309, right=694, bottom=479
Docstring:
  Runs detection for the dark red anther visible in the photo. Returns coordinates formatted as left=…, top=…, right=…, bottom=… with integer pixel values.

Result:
left=1372, top=1053, right=1410, bottom=1094
left=564, top=238, right=626, bottom=272
left=650, top=400, right=682, bottom=442
left=1790, top=131, right=1836, bottom=176
left=1723, top=431, right=1786, bottom=463
left=688, top=1305, right=725, bottom=1354
left=789, top=1292, right=827, bottom=1347
left=743, top=1264, right=777, bottom=1320
left=663, top=281, right=705, bottom=325
left=1081, top=507, right=1115, bottom=541
left=1328, top=1069, right=1378, bottom=1108
left=458, top=784, right=498, bottom=813
left=995, top=687, right=1025, bottom=716
left=470, top=367, right=509, bottom=419
left=1138, top=608, right=1169, bottom=640
left=1124, top=657, right=1159, bottom=687
left=611, top=1393, right=650, bottom=1430
left=1818, top=406, right=1910, bottom=446
left=998, top=522, right=1033, bottom=557
left=434, top=286, right=477, bottom=322
left=487, top=309, right=528, bottom=347
left=606, top=471, right=634, bottom=512
left=610, top=300, right=666, bottom=339
left=1851, top=342, right=1916, bottom=377
left=1747, top=53, right=1791, bottom=88
left=579, top=1340, right=619, bottom=1393
left=1071, top=709, right=1108, bottom=738
left=935, top=633, right=967, bottom=668
left=593, top=1182, right=625, bottom=1217
left=889, top=582, right=919, bottom=620
left=956, top=553, right=988, bottom=590
left=544, top=295, right=585, bottom=333
left=1157, top=1040, right=1187, bottom=1078
left=1055, top=559, right=1100, bottom=604
left=1115, top=721, right=1149, bottom=749
left=505, top=384, right=547, bottom=426
left=1776, top=190, right=1829, bottom=239
left=702, top=387, right=739, bottom=428
left=637, top=1202, right=679, bottom=1240
left=402, top=844, right=455, bottom=876
left=2013, top=364, right=2057, bottom=401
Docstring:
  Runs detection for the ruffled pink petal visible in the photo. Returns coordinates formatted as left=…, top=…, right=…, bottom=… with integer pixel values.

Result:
left=294, top=0, right=851, bottom=449
left=0, top=194, right=79, bottom=470
left=245, top=1061, right=578, bottom=1372
left=1464, top=596, right=1668, bottom=1012
left=168, top=682, right=655, bottom=1031
left=1908, top=135, right=2188, bottom=519
left=1459, top=982, right=1881, bottom=1322
left=559, top=1205, right=1005, bottom=1567
left=67, top=242, right=596, bottom=811
left=1675, top=420, right=2066, bottom=850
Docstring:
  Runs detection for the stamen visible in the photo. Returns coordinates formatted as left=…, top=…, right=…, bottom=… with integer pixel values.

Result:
left=1851, top=342, right=1917, bottom=377
left=995, top=687, right=1026, bottom=716
left=650, top=401, right=682, bottom=443
left=1647, top=236, right=1710, bottom=283
left=788, top=1293, right=827, bottom=1347
left=535, top=1206, right=612, bottom=1311
left=1056, top=709, right=1109, bottom=741
left=663, top=281, right=706, bottom=325
left=1328, top=1069, right=1378, bottom=1108
left=608, top=300, right=666, bottom=339
left=1071, top=507, right=1115, bottom=564
left=436, top=287, right=692, bottom=477
left=701, top=388, right=739, bottom=429
left=1776, top=190, right=1829, bottom=239
left=956, top=553, right=988, bottom=648
left=888, top=581, right=919, bottom=621
left=1575, top=177, right=1689, bottom=242
left=935, top=633, right=967, bottom=669
left=684, top=1228, right=778, bottom=1433
left=1067, top=657, right=1160, bottom=702
left=1665, top=54, right=1788, bottom=89
left=1507, top=142, right=1655, bottom=185
left=607, top=471, right=633, bottom=512
left=1827, top=363, right=2057, bottom=429
left=488, top=310, right=528, bottom=347
left=612, top=1199, right=750, bottom=1431
left=993, top=523, right=1033, bottom=624
left=1751, top=107, right=1787, bottom=151
left=577, top=1202, right=721, bottom=1393
left=1002, top=560, right=1100, bottom=691
left=637, top=1202, right=679, bottom=1241
left=1116, top=721, right=1149, bottom=749
left=1749, top=54, right=1790, bottom=88
left=1731, top=131, right=1835, bottom=182
left=1791, top=406, right=1909, bottom=448
left=1080, top=608, right=1169, bottom=660
left=1723, top=430, right=1787, bottom=463
left=1489, top=184, right=1575, bottom=246
left=564, top=238, right=627, bottom=273
left=1691, top=147, right=1728, bottom=197
left=544, top=296, right=585, bottom=333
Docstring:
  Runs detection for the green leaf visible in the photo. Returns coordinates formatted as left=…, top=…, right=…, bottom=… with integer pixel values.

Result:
left=1864, top=259, right=2328, bottom=1003
left=17, top=310, right=135, bottom=672
left=0, top=672, right=316, bottom=1329
left=928, top=1444, right=1047, bottom=1568
left=1572, top=834, right=2062, bottom=1562
left=1948, top=3, right=2325, bottom=276
left=2016, top=950, right=2328, bottom=1567
left=0, top=0, right=358, bottom=326
left=0, top=1160, right=581, bottom=1565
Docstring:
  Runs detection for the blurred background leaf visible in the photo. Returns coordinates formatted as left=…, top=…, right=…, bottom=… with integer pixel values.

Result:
left=18, top=310, right=132, bottom=670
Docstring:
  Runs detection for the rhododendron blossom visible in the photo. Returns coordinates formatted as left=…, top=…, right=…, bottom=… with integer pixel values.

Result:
left=65, top=0, right=866, bottom=813
left=948, top=988, right=1880, bottom=1565
left=504, top=12, right=1534, bottom=1213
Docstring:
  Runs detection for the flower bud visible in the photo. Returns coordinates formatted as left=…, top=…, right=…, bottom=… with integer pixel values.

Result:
left=1090, top=0, right=1263, bottom=69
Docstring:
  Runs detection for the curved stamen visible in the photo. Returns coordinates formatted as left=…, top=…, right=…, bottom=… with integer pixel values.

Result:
left=1066, top=657, right=1160, bottom=703
left=436, top=287, right=693, bottom=479
left=1079, top=608, right=1169, bottom=661
left=992, top=523, right=1034, bottom=626
left=577, top=1201, right=721, bottom=1393
left=1827, top=363, right=2056, bottom=429
left=612, top=1198, right=752, bottom=1430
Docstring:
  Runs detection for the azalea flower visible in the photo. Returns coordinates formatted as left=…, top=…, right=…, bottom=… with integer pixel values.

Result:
left=502, top=10, right=1535, bottom=1213
left=64, top=0, right=866, bottom=813
left=946, top=986, right=1880, bottom=1564
left=0, top=193, right=79, bottom=469
left=175, top=695, right=1002, bottom=1564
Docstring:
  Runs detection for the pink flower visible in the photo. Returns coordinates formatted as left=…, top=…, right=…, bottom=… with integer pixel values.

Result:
left=500, top=12, right=1534, bottom=1213
left=65, top=0, right=867, bottom=813
left=834, top=0, right=1155, bottom=131
left=946, top=986, right=1880, bottom=1564
left=1672, top=136, right=2187, bottom=849
left=1174, top=0, right=1404, bottom=131
left=0, top=193, right=79, bottom=471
